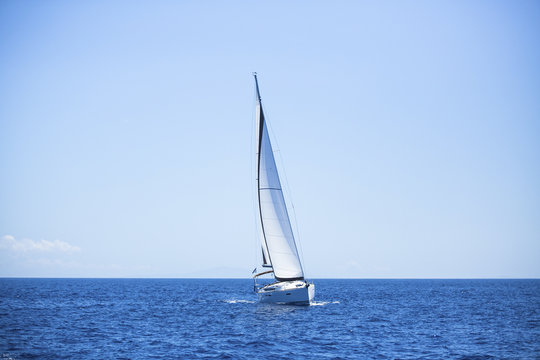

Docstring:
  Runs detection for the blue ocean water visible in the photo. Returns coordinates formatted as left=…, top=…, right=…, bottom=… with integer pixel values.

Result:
left=0, top=279, right=539, bottom=359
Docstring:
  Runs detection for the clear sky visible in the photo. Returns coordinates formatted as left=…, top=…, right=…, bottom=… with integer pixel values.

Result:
left=1, top=0, right=539, bottom=278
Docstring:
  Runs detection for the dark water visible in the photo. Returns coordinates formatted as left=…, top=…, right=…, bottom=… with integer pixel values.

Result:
left=0, top=279, right=539, bottom=359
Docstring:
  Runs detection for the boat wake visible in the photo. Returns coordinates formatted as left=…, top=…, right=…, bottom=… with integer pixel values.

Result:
left=223, top=300, right=338, bottom=306
left=223, top=299, right=256, bottom=304
left=310, top=301, right=340, bottom=306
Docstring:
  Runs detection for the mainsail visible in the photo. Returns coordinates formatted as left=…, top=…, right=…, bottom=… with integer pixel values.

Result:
left=254, top=74, right=304, bottom=281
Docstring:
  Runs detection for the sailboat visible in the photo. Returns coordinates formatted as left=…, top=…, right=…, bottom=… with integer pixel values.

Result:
left=251, top=73, right=315, bottom=305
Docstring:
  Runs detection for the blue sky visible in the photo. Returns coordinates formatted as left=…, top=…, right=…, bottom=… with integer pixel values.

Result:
left=1, top=0, right=539, bottom=278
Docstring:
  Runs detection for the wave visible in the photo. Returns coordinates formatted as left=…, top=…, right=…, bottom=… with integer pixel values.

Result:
left=310, top=301, right=340, bottom=306
left=223, top=299, right=256, bottom=304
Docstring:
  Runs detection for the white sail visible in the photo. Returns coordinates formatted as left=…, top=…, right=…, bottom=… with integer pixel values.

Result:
left=260, top=230, right=272, bottom=268
left=255, top=75, right=304, bottom=281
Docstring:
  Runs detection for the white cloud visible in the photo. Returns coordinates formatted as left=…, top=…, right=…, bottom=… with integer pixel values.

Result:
left=0, top=235, right=81, bottom=253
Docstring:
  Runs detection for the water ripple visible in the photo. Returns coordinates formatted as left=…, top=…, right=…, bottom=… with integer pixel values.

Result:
left=0, top=279, right=539, bottom=359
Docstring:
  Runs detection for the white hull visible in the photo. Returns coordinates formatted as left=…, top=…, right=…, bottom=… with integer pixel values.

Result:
left=256, top=280, right=315, bottom=305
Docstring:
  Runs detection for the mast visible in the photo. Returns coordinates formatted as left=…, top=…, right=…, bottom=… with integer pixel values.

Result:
left=253, top=73, right=304, bottom=281
left=254, top=72, right=262, bottom=104
left=254, top=72, right=273, bottom=270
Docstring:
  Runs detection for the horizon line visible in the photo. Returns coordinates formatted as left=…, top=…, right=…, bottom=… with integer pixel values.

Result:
left=1, top=277, right=539, bottom=280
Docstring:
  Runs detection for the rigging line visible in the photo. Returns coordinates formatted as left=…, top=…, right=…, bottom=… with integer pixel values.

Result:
left=264, top=108, right=308, bottom=277
left=289, top=193, right=307, bottom=277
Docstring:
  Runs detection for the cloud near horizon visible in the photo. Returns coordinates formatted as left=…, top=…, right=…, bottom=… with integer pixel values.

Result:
left=0, top=235, right=81, bottom=253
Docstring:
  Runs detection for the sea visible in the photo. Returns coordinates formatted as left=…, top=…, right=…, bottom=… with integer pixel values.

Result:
left=0, top=279, right=538, bottom=359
